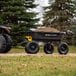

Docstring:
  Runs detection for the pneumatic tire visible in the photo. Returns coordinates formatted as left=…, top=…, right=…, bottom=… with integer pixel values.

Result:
left=0, top=34, right=6, bottom=53
left=25, top=41, right=39, bottom=54
left=58, top=42, right=69, bottom=55
left=3, top=34, right=12, bottom=53
left=44, top=43, right=54, bottom=54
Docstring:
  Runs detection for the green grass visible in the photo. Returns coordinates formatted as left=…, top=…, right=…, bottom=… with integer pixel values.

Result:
left=69, top=46, right=76, bottom=53
left=0, top=56, right=76, bottom=76
left=0, top=46, right=76, bottom=76
left=9, top=46, right=25, bottom=53
left=9, top=45, right=76, bottom=53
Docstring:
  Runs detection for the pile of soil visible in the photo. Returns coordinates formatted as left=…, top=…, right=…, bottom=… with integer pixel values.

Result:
left=36, top=27, right=60, bottom=32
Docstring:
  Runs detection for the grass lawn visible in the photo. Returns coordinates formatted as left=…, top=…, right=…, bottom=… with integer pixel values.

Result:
left=0, top=46, right=76, bottom=76
left=0, top=55, right=76, bottom=76
left=9, top=45, right=76, bottom=53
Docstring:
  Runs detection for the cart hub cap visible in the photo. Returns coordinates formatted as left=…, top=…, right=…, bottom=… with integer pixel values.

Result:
left=30, top=43, right=37, bottom=50
left=60, top=44, right=67, bottom=53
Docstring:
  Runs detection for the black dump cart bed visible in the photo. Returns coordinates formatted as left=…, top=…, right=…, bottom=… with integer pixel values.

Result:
left=25, top=31, right=64, bottom=42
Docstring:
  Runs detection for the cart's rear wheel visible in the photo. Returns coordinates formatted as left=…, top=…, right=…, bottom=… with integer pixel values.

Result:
left=0, top=34, right=6, bottom=53
left=58, top=42, right=69, bottom=55
left=44, top=43, right=54, bottom=54
left=25, top=41, right=39, bottom=54
left=3, top=34, right=12, bottom=53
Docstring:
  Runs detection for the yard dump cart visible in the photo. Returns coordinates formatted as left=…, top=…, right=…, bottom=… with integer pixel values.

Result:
left=0, top=26, right=72, bottom=54
left=24, top=30, right=71, bottom=55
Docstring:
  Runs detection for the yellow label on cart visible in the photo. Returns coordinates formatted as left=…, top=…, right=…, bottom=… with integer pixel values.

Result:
left=25, top=36, right=32, bottom=41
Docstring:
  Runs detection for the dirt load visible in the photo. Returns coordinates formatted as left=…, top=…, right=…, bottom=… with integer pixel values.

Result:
left=36, top=27, right=60, bottom=32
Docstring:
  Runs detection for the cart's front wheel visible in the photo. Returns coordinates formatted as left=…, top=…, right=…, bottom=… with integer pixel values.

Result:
left=58, top=42, right=69, bottom=55
left=44, top=43, right=54, bottom=54
left=25, top=41, right=39, bottom=54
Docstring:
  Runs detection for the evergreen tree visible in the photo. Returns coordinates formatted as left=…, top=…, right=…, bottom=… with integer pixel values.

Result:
left=0, top=0, right=39, bottom=44
left=43, top=0, right=76, bottom=31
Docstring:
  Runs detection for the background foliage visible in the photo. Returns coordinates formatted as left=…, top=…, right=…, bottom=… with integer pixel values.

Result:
left=43, top=0, right=76, bottom=31
left=0, top=0, right=39, bottom=44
